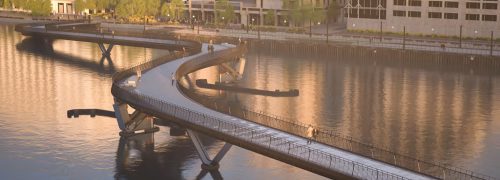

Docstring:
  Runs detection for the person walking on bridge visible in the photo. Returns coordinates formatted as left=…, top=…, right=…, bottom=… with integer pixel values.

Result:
left=171, top=73, right=175, bottom=86
left=307, top=124, right=314, bottom=144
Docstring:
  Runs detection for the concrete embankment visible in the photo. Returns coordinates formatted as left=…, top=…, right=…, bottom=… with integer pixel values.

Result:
left=247, top=40, right=500, bottom=74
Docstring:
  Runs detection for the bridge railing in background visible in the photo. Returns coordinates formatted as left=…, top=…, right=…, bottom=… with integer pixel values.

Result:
left=110, top=44, right=413, bottom=179
left=113, top=85, right=412, bottom=180
left=193, top=27, right=499, bottom=56
left=179, top=89, right=496, bottom=180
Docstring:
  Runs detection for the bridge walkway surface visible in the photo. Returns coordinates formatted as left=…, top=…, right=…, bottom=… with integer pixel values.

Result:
left=15, top=22, right=495, bottom=179
left=112, top=43, right=432, bottom=180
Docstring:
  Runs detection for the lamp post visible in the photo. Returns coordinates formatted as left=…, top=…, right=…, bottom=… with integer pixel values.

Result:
left=257, top=18, right=261, bottom=40
left=246, top=14, right=249, bottom=34
left=459, top=25, right=462, bottom=48
left=309, top=18, right=312, bottom=38
left=192, top=15, right=196, bottom=30
left=490, top=31, right=494, bottom=56
left=326, top=17, right=329, bottom=44
left=379, top=21, right=382, bottom=42
left=252, top=18, right=255, bottom=35
left=403, top=26, right=406, bottom=50
left=222, top=16, right=225, bottom=28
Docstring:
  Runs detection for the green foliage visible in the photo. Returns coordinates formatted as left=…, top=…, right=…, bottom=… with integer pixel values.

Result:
left=30, top=0, right=51, bottom=16
left=327, top=0, right=340, bottom=22
left=3, top=0, right=12, bottom=9
left=282, top=0, right=324, bottom=26
left=264, top=10, right=275, bottom=25
left=85, top=0, right=97, bottom=10
left=160, top=0, right=184, bottom=21
left=215, top=0, right=235, bottom=24
left=74, top=0, right=86, bottom=13
left=115, top=0, right=159, bottom=19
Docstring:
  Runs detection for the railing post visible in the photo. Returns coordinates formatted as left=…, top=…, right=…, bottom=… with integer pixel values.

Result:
left=417, top=160, right=421, bottom=172
left=329, top=155, right=332, bottom=168
left=352, top=163, right=355, bottom=175
left=269, top=136, right=272, bottom=148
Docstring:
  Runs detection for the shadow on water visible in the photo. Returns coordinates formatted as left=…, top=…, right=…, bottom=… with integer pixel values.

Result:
left=15, top=37, right=117, bottom=75
left=114, top=132, right=222, bottom=180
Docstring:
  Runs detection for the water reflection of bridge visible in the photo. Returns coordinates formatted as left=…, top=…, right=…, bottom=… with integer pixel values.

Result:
left=14, top=22, right=496, bottom=179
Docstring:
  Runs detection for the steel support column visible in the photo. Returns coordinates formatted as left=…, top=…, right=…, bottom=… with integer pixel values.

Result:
left=113, top=99, right=159, bottom=137
left=98, top=43, right=114, bottom=63
left=187, top=129, right=232, bottom=170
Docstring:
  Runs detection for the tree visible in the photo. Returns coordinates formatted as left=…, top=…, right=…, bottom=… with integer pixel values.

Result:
left=74, top=0, right=86, bottom=14
left=264, top=9, right=275, bottom=26
left=327, top=0, right=340, bottom=23
left=85, top=0, right=97, bottom=10
left=30, top=0, right=51, bottom=16
left=115, top=0, right=159, bottom=19
left=215, top=0, right=235, bottom=24
left=0, top=0, right=9, bottom=8
left=160, top=0, right=184, bottom=21
left=282, top=0, right=325, bottom=27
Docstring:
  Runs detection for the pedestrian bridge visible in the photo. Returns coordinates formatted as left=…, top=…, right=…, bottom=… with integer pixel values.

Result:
left=16, top=22, right=494, bottom=180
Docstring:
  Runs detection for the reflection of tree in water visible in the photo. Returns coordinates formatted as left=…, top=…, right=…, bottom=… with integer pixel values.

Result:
left=114, top=132, right=221, bottom=179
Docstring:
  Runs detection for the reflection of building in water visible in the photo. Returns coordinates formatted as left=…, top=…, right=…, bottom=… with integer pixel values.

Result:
left=331, top=62, right=492, bottom=164
left=189, top=50, right=498, bottom=167
left=0, top=25, right=163, bottom=148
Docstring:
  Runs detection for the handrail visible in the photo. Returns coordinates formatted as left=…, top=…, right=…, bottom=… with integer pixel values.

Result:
left=180, top=85, right=497, bottom=180
left=110, top=44, right=416, bottom=179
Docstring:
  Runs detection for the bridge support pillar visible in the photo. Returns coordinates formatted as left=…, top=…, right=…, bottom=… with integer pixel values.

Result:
left=113, top=99, right=159, bottom=137
left=98, top=43, right=114, bottom=64
left=218, top=57, right=246, bottom=83
left=187, top=130, right=232, bottom=170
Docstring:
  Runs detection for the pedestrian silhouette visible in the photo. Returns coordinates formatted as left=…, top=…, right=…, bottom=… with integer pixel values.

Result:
left=307, top=124, right=314, bottom=144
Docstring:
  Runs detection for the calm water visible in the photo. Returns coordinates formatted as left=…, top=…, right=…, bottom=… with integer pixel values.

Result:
left=188, top=47, right=500, bottom=177
left=0, top=25, right=324, bottom=179
left=1, top=23, right=500, bottom=179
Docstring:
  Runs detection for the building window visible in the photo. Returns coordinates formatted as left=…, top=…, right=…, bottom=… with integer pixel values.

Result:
left=429, top=1, right=443, bottom=7
left=482, top=15, right=497, bottom=21
left=58, top=3, right=64, bottom=14
left=409, top=0, right=421, bottom=6
left=428, top=12, right=442, bottom=18
left=466, top=14, right=480, bottom=20
left=359, top=9, right=387, bottom=19
left=66, top=3, right=73, bottom=14
left=393, top=10, right=406, bottom=17
left=394, top=0, right=406, bottom=5
left=444, top=13, right=458, bottom=19
left=408, top=11, right=421, bottom=17
left=444, top=1, right=459, bottom=8
left=482, top=3, right=497, bottom=9
left=466, top=2, right=480, bottom=9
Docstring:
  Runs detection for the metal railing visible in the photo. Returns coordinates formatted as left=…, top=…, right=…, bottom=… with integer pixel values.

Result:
left=179, top=89, right=497, bottom=180
left=174, top=26, right=500, bottom=57
left=110, top=45, right=414, bottom=180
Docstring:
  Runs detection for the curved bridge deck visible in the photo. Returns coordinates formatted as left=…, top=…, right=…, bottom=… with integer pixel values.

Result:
left=15, top=23, right=200, bottom=52
left=16, top=22, right=494, bottom=180
left=112, top=43, right=432, bottom=180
